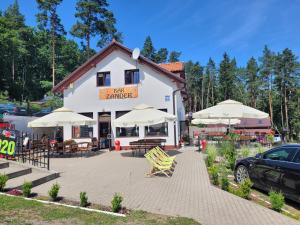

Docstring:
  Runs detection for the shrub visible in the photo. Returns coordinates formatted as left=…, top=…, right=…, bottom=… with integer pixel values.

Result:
left=238, top=178, right=253, bottom=199
left=111, top=193, right=123, bottom=212
left=206, top=145, right=217, bottom=167
left=220, top=141, right=237, bottom=170
left=256, top=144, right=265, bottom=154
left=266, top=134, right=274, bottom=144
left=0, top=174, right=8, bottom=191
left=269, top=191, right=285, bottom=212
left=80, top=192, right=88, bottom=207
left=221, top=176, right=229, bottom=191
left=22, top=181, right=32, bottom=197
left=48, top=183, right=60, bottom=201
left=240, top=147, right=250, bottom=158
left=208, top=164, right=219, bottom=185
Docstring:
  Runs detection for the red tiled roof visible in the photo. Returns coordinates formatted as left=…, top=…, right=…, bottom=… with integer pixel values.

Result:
left=159, top=62, right=184, bottom=72
left=52, top=40, right=185, bottom=93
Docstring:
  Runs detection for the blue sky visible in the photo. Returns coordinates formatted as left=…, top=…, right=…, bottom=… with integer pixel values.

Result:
left=1, top=0, right=299, bottom=66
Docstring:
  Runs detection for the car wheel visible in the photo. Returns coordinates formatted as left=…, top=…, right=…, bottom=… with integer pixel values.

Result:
left=235, top=165, right=249, bottom=183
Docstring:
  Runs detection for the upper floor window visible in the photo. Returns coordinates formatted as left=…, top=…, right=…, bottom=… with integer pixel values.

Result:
left=125, top=69, right=139, bottom=85
left=97, top=72, right=110, bottom=87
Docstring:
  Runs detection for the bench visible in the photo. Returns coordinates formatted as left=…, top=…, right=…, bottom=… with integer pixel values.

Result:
left=129, top=139, right=166, bottom=156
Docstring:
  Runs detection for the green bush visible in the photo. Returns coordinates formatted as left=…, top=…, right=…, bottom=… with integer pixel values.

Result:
left=22, top=181, right=32, bottom=197
left=208, top=164, right=219, bottom=185
left=256, top=144, right=265, bottom=154
left=220, top=141, right=237, bottom=170
left=240, top=146, right=250, bottom=158
left=266, top=134, right=274, bottom=144
left=238, top=178, right=253, bottom=199
left=48, top=183, right=60, bottom=201
left=206, top=145, right=217, bottom=167
left=29, top=102, right=42, bottom=113
left=111, top=193, right=123, bottom=212
left=80, top=192, right=88, bottom=207
left=0, top=174, right=8, bottom=191
left=221, top=176, right=229, bottom=191
left=269, top=191, right=285, bottom=212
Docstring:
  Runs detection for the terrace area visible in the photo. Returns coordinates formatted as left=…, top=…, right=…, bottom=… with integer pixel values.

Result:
left=32, top=147, right=298, bottom=225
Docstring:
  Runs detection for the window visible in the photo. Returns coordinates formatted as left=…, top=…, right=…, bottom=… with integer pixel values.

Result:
left=263, top=148, right=296, bottom=161
left=97, top=72, right=110, bottom=86
left=125, top=69, right=139, bottom=85
left=115, top=111, right=139, bottom=137
left=145, top=122, right=168, bottom=137
left=72, top=113, right=93, bottom=138
left=293, top=150, right=300, bottom=163
left=145, top=109, right=168, bottom=137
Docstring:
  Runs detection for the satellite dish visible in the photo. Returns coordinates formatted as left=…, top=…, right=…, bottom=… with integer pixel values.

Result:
left=132, top=48, right=140, bottom=60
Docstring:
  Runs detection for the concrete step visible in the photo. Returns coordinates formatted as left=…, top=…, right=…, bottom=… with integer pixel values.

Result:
left=5, top=169, right=59, bottom=190
left=0, top=161, right=9, bottom=169
left=0, top=164, right=32, bottom=179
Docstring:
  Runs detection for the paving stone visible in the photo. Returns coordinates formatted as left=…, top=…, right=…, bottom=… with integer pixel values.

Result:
left=33, top=147, right=300, bottom=225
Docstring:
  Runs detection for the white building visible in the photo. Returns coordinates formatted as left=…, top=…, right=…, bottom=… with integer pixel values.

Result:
left=53, top=40, right=186, bottom=149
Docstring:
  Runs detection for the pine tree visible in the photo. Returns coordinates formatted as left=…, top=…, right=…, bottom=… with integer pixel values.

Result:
left=71, top=0, right=122, bottom=58
left=274, top=49, right=299, bottom=138
left=3, top=0, right=26, bottom=82
left=204, top=58, right=217, bottom=107
left=141, top=36, right=156, bottom=61
left=36, top=0, right=66, bottom=87
left=154, top=48, right=168, bottom=63
left=219, top=53, right=237, bottom=100
left=259, top=46, right=275, bottom=124
left=245, top=57, right=260, bottom=107
left=4, top=0, right=24, bottom=29
left=169, top=51, right=181, bottom=62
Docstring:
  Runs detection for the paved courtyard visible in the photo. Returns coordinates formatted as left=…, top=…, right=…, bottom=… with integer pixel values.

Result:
left=33, top=147, right=299, bottom=225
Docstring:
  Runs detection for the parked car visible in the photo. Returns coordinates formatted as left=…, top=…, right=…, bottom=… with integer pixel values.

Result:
left=234, top=144, right=300, bottom=203
left=33, top=108, right=52, bottom=117
left=273, top=134, right=282, bottom=143
left=0, top=103, right=16, bottom=115
left=14, top=106, right=29, bottom=116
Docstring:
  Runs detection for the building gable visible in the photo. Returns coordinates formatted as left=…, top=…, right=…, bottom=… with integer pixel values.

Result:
left=53, top=40, right=185, bottom=93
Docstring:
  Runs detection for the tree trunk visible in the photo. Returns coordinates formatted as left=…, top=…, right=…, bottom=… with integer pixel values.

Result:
left=206, top=76, right=210, bottom=108
left=211, top=78, right=214, bottom=105
left=284, top=85, right=289, bottom=138
left=52, top=33, right=55, bottom=87
left=12, top=55, right=15, bottom=81
left=268, top=74, right=273, bottom=125
left=87, top=32, right=90, bottom=58
left=201, top=79, right=204, bottom=109
left=280, top=85, right=284, bottom=129
left=194, top=95, right=197, bottom=112
left=268, top=90, right=273, bottom=123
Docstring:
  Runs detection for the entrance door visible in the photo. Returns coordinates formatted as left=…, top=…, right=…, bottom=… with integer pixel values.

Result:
left=98, top=112, right=111, bottom=149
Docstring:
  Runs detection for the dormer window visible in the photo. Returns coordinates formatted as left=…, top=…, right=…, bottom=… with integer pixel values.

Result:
left=97, top=72, right=111, bottom=87
left=125, top=69, right=139, bottom=85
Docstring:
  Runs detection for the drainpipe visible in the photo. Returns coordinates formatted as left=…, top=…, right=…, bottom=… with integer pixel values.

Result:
left=172, top=86, right=185, bottom=148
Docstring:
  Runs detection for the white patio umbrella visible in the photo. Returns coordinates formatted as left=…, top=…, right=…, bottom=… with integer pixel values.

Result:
left=113, top=104, right=176, bottom=127
left=28, top=107, right=96, bottom=128
left=192, top=118, right=241, bottom=125
left=193, top=99, right=269, bottom=120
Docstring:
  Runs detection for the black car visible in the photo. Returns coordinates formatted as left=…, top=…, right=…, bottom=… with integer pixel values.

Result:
left=234, top=144, right=300, bottom=203
left=14, top=106, right=28, bottom=116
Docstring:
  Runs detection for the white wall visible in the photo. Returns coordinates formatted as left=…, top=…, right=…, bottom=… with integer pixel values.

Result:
left=63, top=49, right=185, bottom=146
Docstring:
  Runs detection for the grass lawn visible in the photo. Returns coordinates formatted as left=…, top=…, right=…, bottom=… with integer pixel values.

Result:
left=0, top=195, right=200, bottom=225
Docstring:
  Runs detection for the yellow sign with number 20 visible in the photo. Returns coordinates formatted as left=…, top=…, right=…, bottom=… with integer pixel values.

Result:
left=0, top=139, right=15, bottom=156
